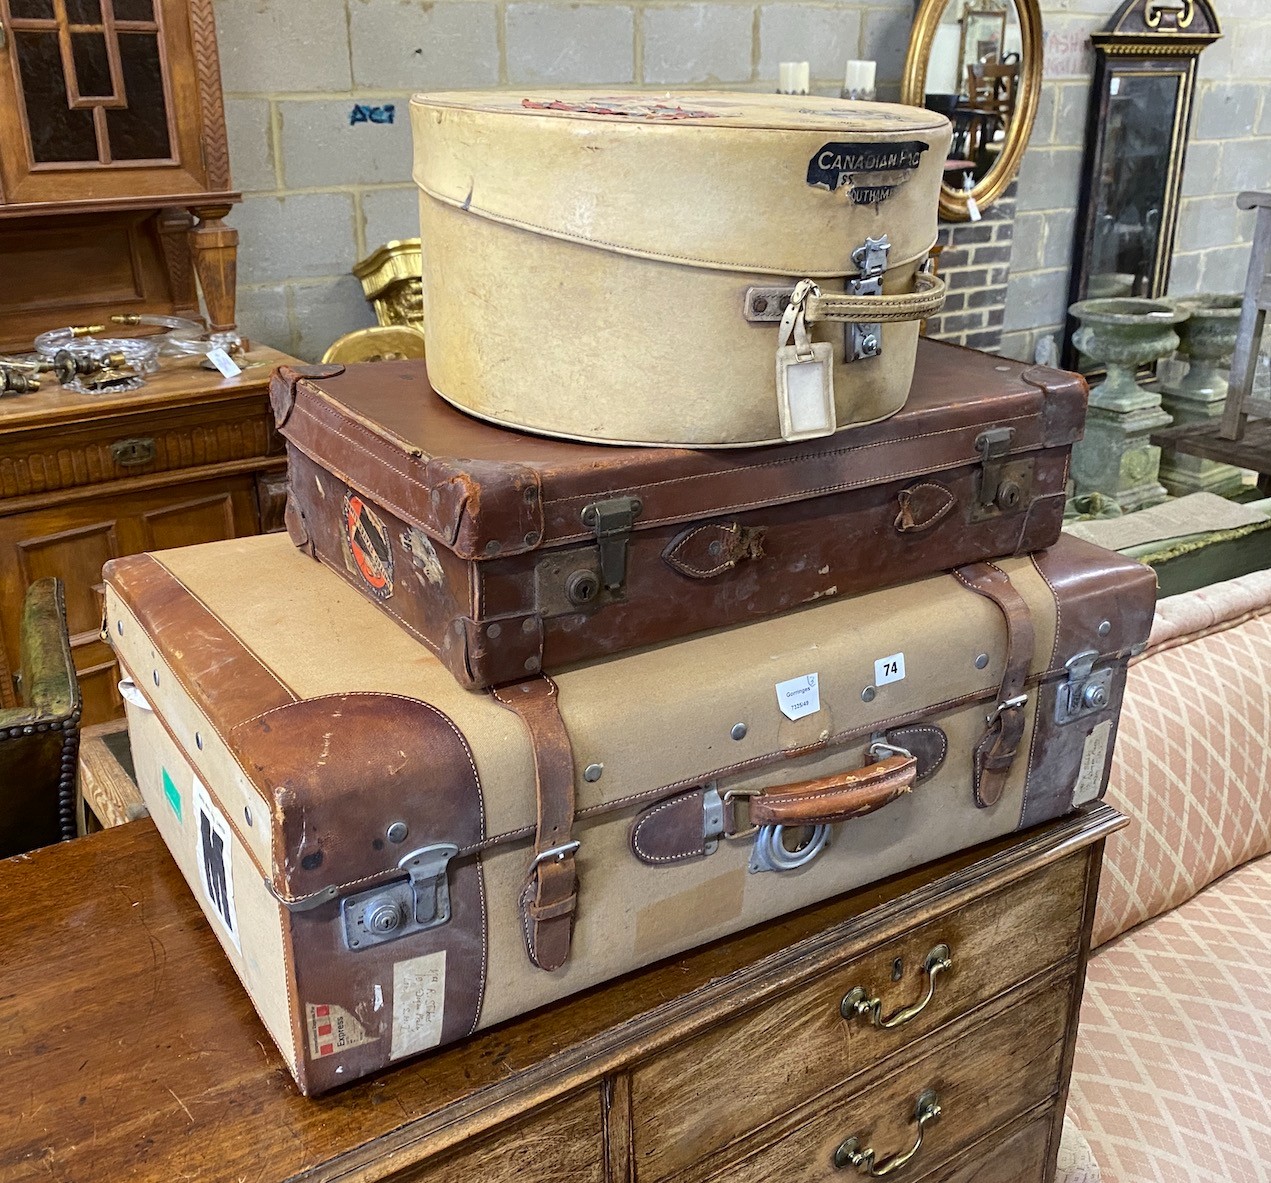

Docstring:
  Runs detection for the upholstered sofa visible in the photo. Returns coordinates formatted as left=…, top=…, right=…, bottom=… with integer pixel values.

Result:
left=1056, top=569, right=1271, bottom=1182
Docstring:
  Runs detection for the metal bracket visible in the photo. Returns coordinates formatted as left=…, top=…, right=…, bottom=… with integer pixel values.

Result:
left=580, top=496, right=642, bottom=591
left=847, top=234, right=890, bottom=362
left=970, top=427, right=1035, bottom=521
left=749, top=824, right=831, bottom=873
left=702, top=784, right=725, bottom=854
left=340, top=842, right=458, bottom=951
left=1055, top=650, right=1114, bottom=725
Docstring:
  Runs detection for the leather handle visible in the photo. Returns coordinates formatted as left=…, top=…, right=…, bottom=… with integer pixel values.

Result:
left=806, top=273, right=946, bottom=325
left=749, top=755, right=917, bottom=827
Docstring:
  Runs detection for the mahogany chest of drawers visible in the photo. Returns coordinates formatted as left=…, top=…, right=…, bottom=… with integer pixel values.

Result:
left=0, top=803, right=1121, bottom=1182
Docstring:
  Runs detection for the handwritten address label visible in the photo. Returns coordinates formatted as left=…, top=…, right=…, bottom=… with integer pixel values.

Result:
left=775, top=673, right=820, bottom=721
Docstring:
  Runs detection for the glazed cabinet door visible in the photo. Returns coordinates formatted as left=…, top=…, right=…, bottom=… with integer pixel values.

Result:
left=0, top=0, right=226, bottom=206
left=0, top=474, right=261, bottom=723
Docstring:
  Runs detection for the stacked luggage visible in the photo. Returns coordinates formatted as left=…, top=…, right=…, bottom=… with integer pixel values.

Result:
left=104, top=91, right=1157, bottom=1095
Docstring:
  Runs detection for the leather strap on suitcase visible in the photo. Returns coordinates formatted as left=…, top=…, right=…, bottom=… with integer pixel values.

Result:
left=492, top=677, right=578, bottom=971
left=953, top=562, right=1035, bottom=808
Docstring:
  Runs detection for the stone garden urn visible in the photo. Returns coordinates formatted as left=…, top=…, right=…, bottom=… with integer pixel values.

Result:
left=1158, top=295, right=1244, bottom=497
left=1069, top=297, right=1188, bottom=512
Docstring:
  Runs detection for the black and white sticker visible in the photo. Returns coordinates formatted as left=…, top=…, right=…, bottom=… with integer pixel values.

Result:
left=195, top=779, right=241, bottom=952
left=806, top=140, right=931, bottom=205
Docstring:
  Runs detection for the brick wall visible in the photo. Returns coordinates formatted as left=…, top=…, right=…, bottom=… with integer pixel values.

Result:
left=211, top=0, right=1271, bottom=362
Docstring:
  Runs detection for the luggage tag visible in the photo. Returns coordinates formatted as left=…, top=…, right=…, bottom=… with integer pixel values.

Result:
left=775, top=279, right=836, bottom=442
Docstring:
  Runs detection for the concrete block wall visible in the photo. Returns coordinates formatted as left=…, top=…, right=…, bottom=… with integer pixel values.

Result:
left=996, top=0, right=1271, bottom=365
left=212, top=0, right=1271, bottom=363
left=214, top=0, right=918, bottom=359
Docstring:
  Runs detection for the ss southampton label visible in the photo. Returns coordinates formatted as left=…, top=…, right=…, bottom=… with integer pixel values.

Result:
left=806, top=140, right=930, bottom=205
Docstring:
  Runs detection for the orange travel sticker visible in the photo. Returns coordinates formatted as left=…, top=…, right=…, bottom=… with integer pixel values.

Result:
left=343, top=492, right=393, bottom=599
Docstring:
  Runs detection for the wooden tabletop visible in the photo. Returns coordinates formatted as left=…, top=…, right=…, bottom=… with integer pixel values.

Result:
left=0, top=347, right=295, bottom=433
left=0, top=811, right=1120, bottom=1183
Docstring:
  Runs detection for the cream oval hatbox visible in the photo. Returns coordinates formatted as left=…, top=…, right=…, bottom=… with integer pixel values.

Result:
left=411, top=91, right=952, bottom=448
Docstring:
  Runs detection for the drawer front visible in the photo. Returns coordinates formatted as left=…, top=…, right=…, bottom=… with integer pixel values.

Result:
left=914, top=1108, right=1054, bottom=1183
left=698, top=970, right=1074, bottom=1183
left=398, top=1091, right=607, bottom=1183
left=630, top=852, right=1086, bottom=1179
left=0, top=393, right=279, bottom=500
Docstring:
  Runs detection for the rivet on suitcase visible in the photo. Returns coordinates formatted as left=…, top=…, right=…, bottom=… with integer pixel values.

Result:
left=272, top=340, right=1087, bottom=690
left=105, top=530, right=1154, bottom=1094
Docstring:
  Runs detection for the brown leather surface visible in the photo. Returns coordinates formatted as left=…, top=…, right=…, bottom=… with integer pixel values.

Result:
left=106, top=553, right=298, bottom=728
left=275, top=341, right=1084, bottom=690
left=491, top=677, right=578, bottom=971
left=629, top=787, right=711, bottom=865
left=885, top=724, right=948, bottom=782
left=953, top=562, right=1035, bottom=809
left=1018, top=538, right=1157, bottom=829
left=748, top=755, right=917, bottom=826
left=273, top=339, right=1084, bottom=556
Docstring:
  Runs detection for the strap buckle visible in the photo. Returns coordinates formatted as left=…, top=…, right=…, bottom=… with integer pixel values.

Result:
left=988, top=693, right=1028, bottom=723
left=530, top=839, right=580, bottom=871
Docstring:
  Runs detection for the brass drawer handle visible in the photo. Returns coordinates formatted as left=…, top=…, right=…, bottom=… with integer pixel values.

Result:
left=834, top=1089, right=941, bottom=1176
left=111, top=437, right=156, bottom=467
left=840, top=944, right=952, bottom=1029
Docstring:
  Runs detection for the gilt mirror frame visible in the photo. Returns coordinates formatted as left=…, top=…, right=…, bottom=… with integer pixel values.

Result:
left=901, top=0, right=1043, bottom=222
left=1060, top=0, right=1222, bottom=370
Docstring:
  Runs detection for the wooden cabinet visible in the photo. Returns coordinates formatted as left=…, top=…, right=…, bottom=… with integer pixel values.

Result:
left=0, top=348, right=292, bottom=723
left=0, top=0, right=238, bottom=347
left=0, top=803, right=1123, bottom=1183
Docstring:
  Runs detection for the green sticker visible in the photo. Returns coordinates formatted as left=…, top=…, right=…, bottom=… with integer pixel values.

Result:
left=162, top=767, right=183, bottom=822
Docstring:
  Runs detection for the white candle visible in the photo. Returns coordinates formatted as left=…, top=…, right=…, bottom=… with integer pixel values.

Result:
left=843, top=59, right=876, bottom=93
left=778, top=61, right=809, bottom=94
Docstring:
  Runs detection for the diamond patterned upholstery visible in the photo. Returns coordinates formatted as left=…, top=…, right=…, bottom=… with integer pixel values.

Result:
left=1067, top=857, right=1271, bottom=1182
left=1093, top=586, right=1271, bottom=948
left=1062, top=574, right=1271, bottom=1183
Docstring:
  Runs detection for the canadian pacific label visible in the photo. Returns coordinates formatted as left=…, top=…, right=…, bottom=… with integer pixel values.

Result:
left=342, top=491, right=394, bottom=599
left=193, top=779, right=240, bottom=952
left=806, top=140, right=931, bottom=204
left=390, top=951, right=447, bottom=1060
left=305, top=1003, right=376, bottom=1059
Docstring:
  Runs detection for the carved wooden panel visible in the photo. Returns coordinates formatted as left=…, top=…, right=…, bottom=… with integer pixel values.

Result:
left=0, top=402, right=277, bottom=499
left=16, top=519, right=119, bottom=638
left=138, top=491, right=237, bottom=550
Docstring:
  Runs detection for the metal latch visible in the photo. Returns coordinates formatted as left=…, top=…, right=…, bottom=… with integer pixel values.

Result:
left=847, top=235, right=890, bottom=362
left=580, top=496, right=642, bottom=591
left=341, top=842, right=458, bottom=951
left=1055, top=651, right=1114, bottom=725
left=971, top=427, right=1035, bottom=521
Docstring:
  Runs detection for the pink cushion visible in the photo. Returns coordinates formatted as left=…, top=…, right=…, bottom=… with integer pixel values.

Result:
left=1067, top=855, right=1271, bottom=1182
left=1093, top=587, right=1271, bottom=947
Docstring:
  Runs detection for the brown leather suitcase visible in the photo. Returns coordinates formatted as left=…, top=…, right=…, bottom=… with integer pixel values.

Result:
left=272, top=340, right=1086, bottom=690
left=106, top=529, right=1154, bottom=1094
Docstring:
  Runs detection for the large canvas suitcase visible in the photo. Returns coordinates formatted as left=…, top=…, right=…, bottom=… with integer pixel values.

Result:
left=105, top=530, right=1154, bottom=1095
left=411, top=90, right=951, bottom=447
left=273, top=340, right=1087, bottom=690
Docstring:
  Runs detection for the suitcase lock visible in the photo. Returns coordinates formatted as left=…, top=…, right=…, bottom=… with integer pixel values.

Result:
left=341, top=842, right=458, bottom=951
left=971, top=428, right=1035, bottom=522
left=1054, top=651, right=1114, bottom=725
left=580, top=496, right=643, bottom=592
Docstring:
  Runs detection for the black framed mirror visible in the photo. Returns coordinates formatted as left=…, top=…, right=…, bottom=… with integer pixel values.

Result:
left=1061, top=0, right=1221, bottom=370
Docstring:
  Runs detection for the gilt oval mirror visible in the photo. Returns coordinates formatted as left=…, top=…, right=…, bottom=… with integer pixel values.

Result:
left=901, top=0, right=1043, bottom=221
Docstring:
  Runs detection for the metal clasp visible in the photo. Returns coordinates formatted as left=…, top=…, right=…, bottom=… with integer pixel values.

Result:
left=1055, top=650, right=1113, bottom=725
left=580, top=496, right=642, bottom=591
left=847, top=235, right=890, bottom=362
left=529, top=839, right=580, bottom=870
left=340, top=842, right=458, bottom=951
left=972, top=427, right=1035, bottom=521
left=988, top=693, right=1028, bottom=723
